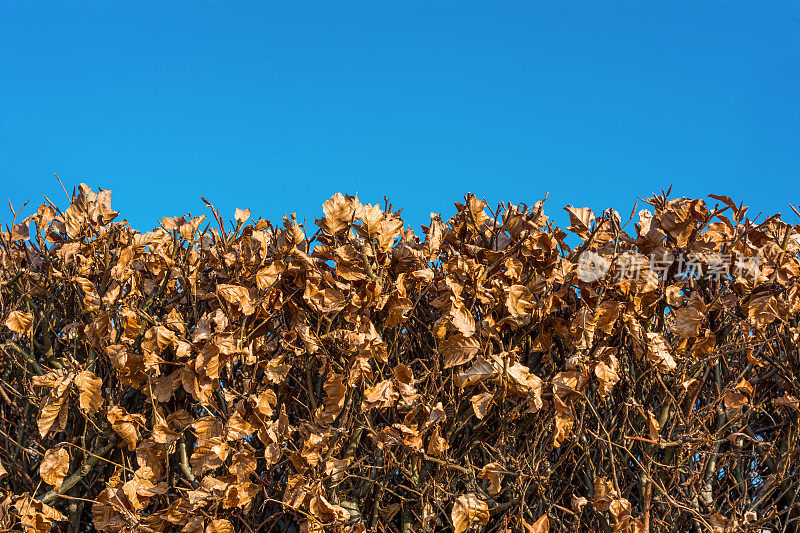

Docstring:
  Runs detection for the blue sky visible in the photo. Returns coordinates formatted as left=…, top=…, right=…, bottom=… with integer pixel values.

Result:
left=1, top=1, right=799, bottom=234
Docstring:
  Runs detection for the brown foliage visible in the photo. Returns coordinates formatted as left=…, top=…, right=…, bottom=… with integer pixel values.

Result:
left=1, top=185, right=799, bottom=532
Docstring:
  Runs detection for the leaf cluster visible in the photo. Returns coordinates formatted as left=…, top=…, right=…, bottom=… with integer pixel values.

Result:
left=1, top=186, right=799, bottom=532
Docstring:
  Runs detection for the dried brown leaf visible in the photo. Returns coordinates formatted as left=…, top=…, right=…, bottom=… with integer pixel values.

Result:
left=39, top=448, right=69, bottom=488
left=4, top=310, right=33, bottom=335
left=451, top=493, right=489, bottom=533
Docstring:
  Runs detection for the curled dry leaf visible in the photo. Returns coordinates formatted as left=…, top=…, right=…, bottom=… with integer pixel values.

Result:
left=4, top=310, right=33, bottom=335
left=594, top=361, right=619, bottom=398
left=507, top=285, right=535, bottom=318
left=318, top=192, right=359, bottom=235
left=35, top=372, right=75, bottom=438
left=456, top=354, right=544, bottom=406
left=646, top=410, right=660, bottom=441
left=107, top=405, right=146, bottom=451
left=427, top=426, right=449, bottom=457
left=674, top=307, right=704, bottom=338
left=39, top=448, right=69, bottom=488
left=665, top=284, right=683, bottom=307
left=523, top=514, right=550, bottom=533
left=451, top=493, right=489, bottom=533
left=216, top=284, right=255, bottom=316
left=708, top=513, right=739, bottom=533
left=440, top=333, right=481, bottom=369
left=234, top=208, right=251, bottom=225
left=206, top=518, right=235, bottom=533
left=724, top=390, right=748, bottom=410
left=564, top=205, right=595, bottom=238
left=609, top=498, right=632, bottom=528
left=477, top=462, right=504, bottom=495
left=645, top=332, right=677, bottom=372
left=774, top=394, right=800, bottom=412
left=315, top=374, right=347, bottom=425
left=593, top=477, right=618, bottom=512
left=74, top=370, right=103, bottom=415
left=361, top=379, right=398, bottom=410
left=13, top=496, right=67, bottom=532
left=470, top=392, right=493, bottom=420
left=571, top=494, right=589, bottom=514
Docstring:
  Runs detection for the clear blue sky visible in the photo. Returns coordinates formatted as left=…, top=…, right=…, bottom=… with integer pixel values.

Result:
left=2, top=1, right=799, bottom=233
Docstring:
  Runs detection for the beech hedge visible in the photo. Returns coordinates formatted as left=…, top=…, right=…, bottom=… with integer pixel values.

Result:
left=1, top=185, right=799, bottom=532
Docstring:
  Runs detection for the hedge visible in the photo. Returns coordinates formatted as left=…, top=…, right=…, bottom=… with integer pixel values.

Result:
left=1, top=185, right=798, bottom=532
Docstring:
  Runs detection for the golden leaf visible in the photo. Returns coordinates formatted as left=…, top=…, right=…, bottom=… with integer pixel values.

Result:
left=206, top=519, right=235, bottom=533
left=107, top=405, right=146, bottom=451
left=427, top=426, right=449, bottom=457
left=775, top=394, right=800, bottom=412
left=424, top=213, right=446, bottom=260
left=152, top=412, right=178, bottom=445
left=64, top=203, right=84, bottom=239
left=217, top=284, right=255, bottom=316
left=4, top=310, right=33, bottom=335
left=383, top=296, right=414, bottom=329
left=315, top=374, right=347, bottom=425
left=571, top=307, right=596, bottom=350
left=553, top=406, right=574, bottom=448
left=39, top=448, right=69, bottom=488
left=593, top=477, right=618, bottom=512
left=191, top=436, right=229, bottom=476
left=309, top=494, right=351, bottom=522
left=645, top=332, right=677, bottom=372
left=234, top=208, right=251, bottom=225
left=10, top=222, right=30, bottom=242
left=477, top=462, right=504, bottom=495
left=594, top=361, right=619, bottom=398
left=74, top=370, right=103, bottom=415
left=736, top=378, right=754, bottom=397
left=523, top=514, right=550, bottom=533
left=224, top=410, right=254, bottom=441
left=470, top=392, right=493, bottom=420
left=13, top=495, right=67, bottom=532
left=571, top=495, right=589, bottom=513
left=451, top=493, right=489, bottom=533
left=745, top=294, right=782, bottom=329
left=665, top=284, right=683, bottom=307
left=296, top=325, right=321, bottom=354
left=564, top=205, right=595, bottom=238
left=609, top=498, right=632, bottom=527
left=723, top=391, right=748, bottom=410
left=318, top=192, right=360, bottom=235
left=38, top=389, right=70, bottom=438
left=506, top=285, right=534, bottom=318
left=454, top=356, right=495, bottom=388
left=256, top=260, right=286, bottom=290
left=440, top=333, right=481, bottom=369
left=646, top=410, right=660, bottom=441
left=122, top=473, right=157, bottom=511
left=362, top=379, right=398, bottom=410
left=674, top=307, right=704, bottom=338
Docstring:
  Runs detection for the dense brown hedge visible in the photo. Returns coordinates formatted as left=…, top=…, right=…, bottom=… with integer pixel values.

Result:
left=1, top=185, right=799, bottom=532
